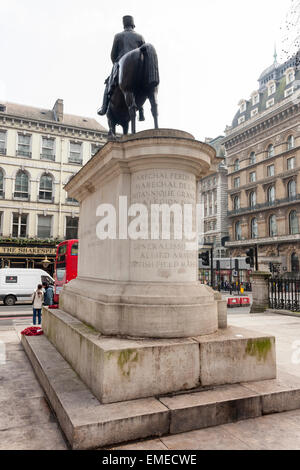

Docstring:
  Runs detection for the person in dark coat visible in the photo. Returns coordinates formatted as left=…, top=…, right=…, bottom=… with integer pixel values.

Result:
left=42, top=282, right=54, bottom=306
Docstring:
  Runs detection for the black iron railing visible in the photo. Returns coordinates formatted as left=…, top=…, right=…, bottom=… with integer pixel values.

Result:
left=269, top=278, right=300, bottom=312
left=229, top=195, right=300, bottom=217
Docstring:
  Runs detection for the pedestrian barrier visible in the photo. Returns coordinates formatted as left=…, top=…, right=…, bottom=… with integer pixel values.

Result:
left=240, top=297, right=250, bottom=307
left=227, top=297, right=240, bottom=307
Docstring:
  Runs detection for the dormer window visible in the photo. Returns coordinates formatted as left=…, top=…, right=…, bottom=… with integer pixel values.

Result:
left=266, top=98, right=274, bottom=108
left=251, top=108, right=258, bottom=117
left=267, top=81, right=276, bottom=96
left=238, top=115, right=245, bottom=125
left=285, top=68, right=295, bottom=85
left=239, top=100, right=246, bottom=113
left=0, top=104, right=6, bottom=112
left=252, top=93, right=259, bottom=105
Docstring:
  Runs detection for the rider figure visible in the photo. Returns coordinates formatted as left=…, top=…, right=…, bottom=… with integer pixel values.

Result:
left=98, top=16, right=145, bottom=120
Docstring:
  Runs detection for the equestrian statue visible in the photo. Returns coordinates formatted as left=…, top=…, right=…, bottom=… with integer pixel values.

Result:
left=97, top=15, right=159, bottom=138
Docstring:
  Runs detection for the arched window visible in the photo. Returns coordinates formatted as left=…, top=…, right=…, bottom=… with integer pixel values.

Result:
left=268, top=185, right=275, bottom=203
left=250, top=152, right=256, bottom=165
left=233, top=195, right=240, bottom=210
left=289, top=210, right=299, bottom=235
left=235, top=221, right=242, bottom=240
left=291, top=253, right=299, bottom=273
left=251, top=218, right=258, bottom=239
left=15, top=171, right=29, bottom=199
left=249, top=191, right=256, bottom=207
left=0, top=169, right=3, bottom=197
left=39, top=174, right=53, bottom=201
left=269, top=214, right=277, bottom=236
left=234, top=159, right=240, bottom=171
left=288, top=180, right=296, bottom=198
left=287, top=135, right=295, bottom=150
left=267, top=144, right=274, bottom=158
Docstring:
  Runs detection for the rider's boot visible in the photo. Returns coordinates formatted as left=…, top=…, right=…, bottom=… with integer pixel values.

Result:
left=138, top=107, right=145, bottom=121
left=97, top=90, right=110, bottom=116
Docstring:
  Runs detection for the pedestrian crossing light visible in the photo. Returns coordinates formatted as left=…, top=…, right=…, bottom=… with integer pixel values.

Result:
left=199, top=251, right=210, bottom=266
left=245, top=248, right=255, bottom=268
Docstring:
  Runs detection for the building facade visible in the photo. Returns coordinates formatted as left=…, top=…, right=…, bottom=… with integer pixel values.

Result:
left=198, top=136, right=228, bottom=256
left=223, top=52, right=300, bottom=275
left=0, top=99, right=107, bottom=272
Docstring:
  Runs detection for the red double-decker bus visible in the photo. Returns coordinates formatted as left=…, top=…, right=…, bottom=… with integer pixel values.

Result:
left=54, top=239, right=78, bottom=304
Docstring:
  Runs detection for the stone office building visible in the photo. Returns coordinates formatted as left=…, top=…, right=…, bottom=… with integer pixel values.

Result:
left=0, top=99, right=107, bottom=273
left=223, top=51, right=300, bottom=274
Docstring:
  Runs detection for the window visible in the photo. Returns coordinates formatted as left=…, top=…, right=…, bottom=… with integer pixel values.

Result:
left=250, top=152, right=256, bottom=165
left=233, top=177, right=240, bottom=188
left=14, top=171, right=29, bottom=199
left=291, top=252, right=299, bottom=272
left=69, top=142, right=82, bottom=164
left=252, top=94, right=259, bottom=105
left=37, top=215, right=52, bottom=238
left=0, top=131, right=6, bottom=155
left=267, top=144, right=274, bottom=158
left=238, top=116, right=245, bottom=125
left=213, top=176, right=217, bottom=185
left=267, top=185, right=275, bottom=203
left=251, top=218, right=258, bottom=239
left=289, top=210, right=299, bottom=235
left=233, top=196, right=240, bottom=210
left=39, top=174, right=53, bottom=201
left=0, top=169, right=3, bottom=197
left=235, top=221, right=242, bottom=240
left=266, top=98, right=275, bottom=108
left=12, top=213, right=28, bottom=237
left=286, top=70, right=295, bottom=84
left=41, top=137, right=55, bottom=160
left=287, top=135, right=295, bottom=150
left=249, top=171, right=256, bottom=182
left=288, top=180, right=296, bottom=198
left=17, top=134, right=31, bottom=157
left=251, top=108, right=258, bottom=117
left=268, top=83, right=276, bottom=96
left=91, top=143, right=103, bottom=157
left=287, top=157, right=295, bottom=170
left=66, top=197, right=79, bottom=204
left=234, top=159, right=240, bottom=171
left=249, top=191, right=256, bottom=207
left=66, top=216, right=79, bottom=239
left=239, top=101, right=246, bottom=113
left=285, top=87, right=294, bottom=98
left=269, top=215, right=277, bottom=237
left=267, top=164, right=275, bottom=176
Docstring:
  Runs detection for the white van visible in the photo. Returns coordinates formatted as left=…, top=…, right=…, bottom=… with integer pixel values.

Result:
left=0, top=268, right=54, bottom=306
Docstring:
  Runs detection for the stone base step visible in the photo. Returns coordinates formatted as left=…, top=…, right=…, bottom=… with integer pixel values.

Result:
left=22, top=333, right=300, bottom=450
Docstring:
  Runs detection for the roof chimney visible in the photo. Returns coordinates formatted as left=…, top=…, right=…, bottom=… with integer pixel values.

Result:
left=53, top=99, right=64, bottom=122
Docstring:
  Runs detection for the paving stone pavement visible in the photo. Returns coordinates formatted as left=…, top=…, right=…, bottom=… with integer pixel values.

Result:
left=1, top=313, right=300, bottom=450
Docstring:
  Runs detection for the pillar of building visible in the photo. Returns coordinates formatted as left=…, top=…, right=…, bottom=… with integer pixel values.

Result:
left=250, top=271, right=272, bottom=313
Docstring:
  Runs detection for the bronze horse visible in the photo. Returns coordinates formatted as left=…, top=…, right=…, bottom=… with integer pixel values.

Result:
left=106, top=43, right=159, bottom=138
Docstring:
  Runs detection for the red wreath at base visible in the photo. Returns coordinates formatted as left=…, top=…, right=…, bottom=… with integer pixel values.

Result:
left=21, top=326, right=44, bottom=336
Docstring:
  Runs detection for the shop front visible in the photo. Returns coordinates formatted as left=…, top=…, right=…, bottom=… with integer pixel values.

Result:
left=0, top=242, right=58, bottom=276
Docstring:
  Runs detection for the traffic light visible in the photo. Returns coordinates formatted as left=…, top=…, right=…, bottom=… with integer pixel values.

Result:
left=245, top=248, right=255, bottom=267
left=216, top=260, right=220, bottom=271
left=199, top=251, right=210, bottom=266
left=234, top=258, right=239, bottom=271
left=269, top=262, right=273, bottom=273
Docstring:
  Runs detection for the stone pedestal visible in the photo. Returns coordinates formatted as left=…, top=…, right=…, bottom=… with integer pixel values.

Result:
left=250, top=271, right=272, bottom=313
left=22, top=130, right=278, bottom=448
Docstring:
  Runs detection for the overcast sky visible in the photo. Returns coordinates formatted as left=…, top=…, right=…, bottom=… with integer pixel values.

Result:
left=0, top=0, right=296, bottom=140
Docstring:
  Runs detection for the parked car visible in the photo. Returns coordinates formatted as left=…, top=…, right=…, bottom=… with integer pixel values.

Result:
left=0, top=268, right=54, bottom=306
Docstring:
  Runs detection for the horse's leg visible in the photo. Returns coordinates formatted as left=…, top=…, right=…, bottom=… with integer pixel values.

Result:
left=122, top=122, right=129, bottom=135
left=149, top=88, right=159, bottom=129
left=107, top=116, right=116, bottom=139
left=123, top=91, right=137, bottom=134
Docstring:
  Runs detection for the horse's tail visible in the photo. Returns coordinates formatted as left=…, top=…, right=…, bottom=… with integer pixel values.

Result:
left=140, top=43, right=160, bottom=88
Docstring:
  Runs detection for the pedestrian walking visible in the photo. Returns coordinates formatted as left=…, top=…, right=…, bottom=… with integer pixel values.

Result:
left=42, top=281, right=54, bottom=306
left=32, top=284, right=44, bottom=325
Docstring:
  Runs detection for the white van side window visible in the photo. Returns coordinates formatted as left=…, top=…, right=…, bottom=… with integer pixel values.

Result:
left=5, top=276, right=18, bottom=283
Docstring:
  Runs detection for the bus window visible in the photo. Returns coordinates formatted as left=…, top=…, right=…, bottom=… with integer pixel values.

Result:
left=71, top=243, right=78, bottom=255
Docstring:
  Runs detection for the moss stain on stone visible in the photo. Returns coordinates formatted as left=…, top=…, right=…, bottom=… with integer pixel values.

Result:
left=117, top=349, right=139, bottom=377
left=245, top=338, right=272, bottom=362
